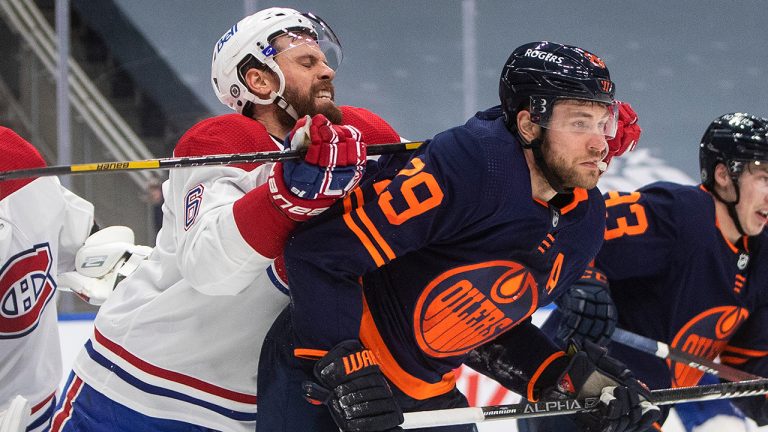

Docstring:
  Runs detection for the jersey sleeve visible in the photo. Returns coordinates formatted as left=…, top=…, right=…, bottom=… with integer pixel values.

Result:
left=465, top=318, right=565, bottom=401
left=596, top=184, right=680, bottom=279
left=56, top=183, right=95, bottom=272
left=285, top=127, right=491, bottom=351
left=167, top=116, right=297, bottom=296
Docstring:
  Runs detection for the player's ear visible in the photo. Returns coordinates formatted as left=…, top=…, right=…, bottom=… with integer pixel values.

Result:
left=516, top=110, right=540, bottom=144
left=244, top=68, right=275, bottom=98
left=713, top=163, right=736, bottom=196
left=714, top=163, right=730, bottom=185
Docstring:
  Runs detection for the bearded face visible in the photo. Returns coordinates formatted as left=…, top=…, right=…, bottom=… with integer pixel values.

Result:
left=278, top=80, right=343, bottom=127
left=270, top=33, right=344, bottom=127
left=540, top=129, right=605, bottom=190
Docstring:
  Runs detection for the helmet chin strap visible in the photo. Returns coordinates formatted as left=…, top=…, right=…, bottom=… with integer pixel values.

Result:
left=272, top=91, right=299, bottom=120
left=522, top=136, right=573, bottom=195
left=711, top=182, right=748, bottom=238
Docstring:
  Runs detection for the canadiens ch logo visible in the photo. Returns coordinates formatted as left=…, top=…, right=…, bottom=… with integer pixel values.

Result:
left=413, top=261, right=539, bottom=358
left=669, top=305, right=749, bottom=387
left=0, top=243, right=57, bottom=339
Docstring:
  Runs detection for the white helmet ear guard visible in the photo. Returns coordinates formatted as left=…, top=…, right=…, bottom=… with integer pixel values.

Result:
left=210, top=8, right=343, bottom=117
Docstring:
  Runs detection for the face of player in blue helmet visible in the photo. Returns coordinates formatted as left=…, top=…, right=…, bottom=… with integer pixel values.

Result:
left=730, top=161, right=768, bottom=236
left=701, top=113, right=768, bottom=237
left=532, top=100, right=610, bottom=190
left=502, top=42, right=616, bottom=192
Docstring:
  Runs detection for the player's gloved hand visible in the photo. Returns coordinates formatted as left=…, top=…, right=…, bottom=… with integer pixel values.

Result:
left=556, top=268, right=617, bottom=347
left=603, top=101, right=641, bottom=168
left=537, top=340, right=660, bottom=432
left=730, top=394, right=768, bottom=426
left=58, top=226, right=152, bottom=305
left=302, top=340, right=403, bottom=431
left=269, top=114, right=366, bottom=221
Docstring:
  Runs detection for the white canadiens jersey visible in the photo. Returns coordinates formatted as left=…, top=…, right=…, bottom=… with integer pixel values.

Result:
left=0, top=178, right=94, bottom=431
left=73, top=115, right=291, bottom=432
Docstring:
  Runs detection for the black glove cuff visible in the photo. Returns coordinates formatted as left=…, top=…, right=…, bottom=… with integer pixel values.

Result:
left=529, top=351, right=570, bottom=401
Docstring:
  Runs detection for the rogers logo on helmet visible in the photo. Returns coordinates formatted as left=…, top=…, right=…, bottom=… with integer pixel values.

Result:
left=523, top=49, right=563, bottom=64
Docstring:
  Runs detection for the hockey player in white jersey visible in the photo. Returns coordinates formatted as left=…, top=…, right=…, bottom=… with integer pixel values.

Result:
left=0, top=127, right=95, bottom=432
left=52, top=7, right=401, bottom=432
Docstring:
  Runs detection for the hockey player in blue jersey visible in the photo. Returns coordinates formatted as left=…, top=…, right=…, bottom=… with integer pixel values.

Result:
left=256, top=41, right=660, bottom=432
left=519, top=112, right=768, bottom=431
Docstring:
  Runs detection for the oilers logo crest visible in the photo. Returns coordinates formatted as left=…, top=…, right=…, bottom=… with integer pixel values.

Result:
left=668, top=305, right=749, bottom=387
left=413, top=260, right=539, bottom=358
left=0, top=243, right=56, bottom=339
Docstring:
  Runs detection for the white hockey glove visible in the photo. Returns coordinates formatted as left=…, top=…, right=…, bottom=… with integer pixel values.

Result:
left=58, top=226, right=152, bottom=305
left=0, top=395, right=29, bottom=432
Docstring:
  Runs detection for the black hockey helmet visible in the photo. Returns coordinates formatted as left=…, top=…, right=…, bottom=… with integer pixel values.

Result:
left=499, top=41, right=616, bottom=131
left=699, top=113, right=768, bottom=188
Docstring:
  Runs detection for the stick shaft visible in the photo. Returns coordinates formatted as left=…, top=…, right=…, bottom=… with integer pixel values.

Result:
left=0, top=141, right=424, bottom=181
left=401, top=378, right=768, bottom=428
left=612, top=327, right=760, bottom=382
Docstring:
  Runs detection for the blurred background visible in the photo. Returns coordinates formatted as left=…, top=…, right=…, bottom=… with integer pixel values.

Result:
left=2, top=0, right=766, bottom=245
left=2, top=1, right=765, bottom=430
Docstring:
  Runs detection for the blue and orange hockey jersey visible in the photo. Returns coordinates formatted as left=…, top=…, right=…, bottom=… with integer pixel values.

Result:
left=595, top=182, right=768, bottom=390
left=284, top=106, right=606, bottom=399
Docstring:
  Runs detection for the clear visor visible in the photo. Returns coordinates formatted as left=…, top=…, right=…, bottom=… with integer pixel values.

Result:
left=268, top=14, right=343, bottom=70
left=531, top=98, right=619, bottom=139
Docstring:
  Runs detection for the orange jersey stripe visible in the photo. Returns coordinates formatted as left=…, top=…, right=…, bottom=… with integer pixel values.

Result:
left=722, top=345, right=768, bottom=358
left=714, top=216, right=744, bottom=253
left=294, top=348, right=328, bottom=360
left=342, top=193, right=355, bottom=213
left=560, top=188, right=588, bottom=215
left=719, top=355, right=749, bottom=365
left=359, top=296, right=456, bottom=400
left=343, top=212, right=385, bottom=266
left=356, top=206, right=396, bottom=261
left=527, top=351, right=566, bottom=402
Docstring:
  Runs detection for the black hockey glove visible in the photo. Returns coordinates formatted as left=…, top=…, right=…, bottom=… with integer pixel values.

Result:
left=302, top=340, right=403, bottom=431
left=538, top=340, right=660, bottom=432
left=730, top=394, right=768, bottom=426
left=556, top=268, right=617, bottom=347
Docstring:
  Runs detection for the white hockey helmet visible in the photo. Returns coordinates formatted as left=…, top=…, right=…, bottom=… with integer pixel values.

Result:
left=211, top=7, right=342, bottom=118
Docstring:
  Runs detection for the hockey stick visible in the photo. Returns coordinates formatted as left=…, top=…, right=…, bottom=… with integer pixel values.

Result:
left=400, top=378, right=768, bottom=429
left=611, top=327, right=761, bottom=382
left=0, top=141, right=425, bottom=181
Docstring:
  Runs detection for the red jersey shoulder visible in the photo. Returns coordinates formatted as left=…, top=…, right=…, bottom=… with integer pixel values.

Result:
left=0, top=127, right=47, bottom=200
left=0, top=127, right=46, bottom=171
left=174, top=114, right=277, bottom=158
left=340, top=106, right=400, bottom=145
